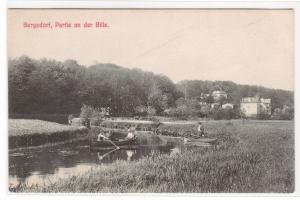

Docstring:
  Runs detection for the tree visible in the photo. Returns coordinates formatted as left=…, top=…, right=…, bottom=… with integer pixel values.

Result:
left=8, top=55, right=294, bottom=119
left=200, top=104, right=210, bottom=117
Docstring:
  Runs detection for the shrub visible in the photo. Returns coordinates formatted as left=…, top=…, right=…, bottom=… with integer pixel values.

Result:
left=80, top=104, right=106, bottom=126
left=210, top=108, right=237, bottom=120
left=257, top=113, right=270, bottom=120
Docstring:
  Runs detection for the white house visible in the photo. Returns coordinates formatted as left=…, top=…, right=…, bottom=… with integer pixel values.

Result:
left=240, top=97, right=271, bottom=117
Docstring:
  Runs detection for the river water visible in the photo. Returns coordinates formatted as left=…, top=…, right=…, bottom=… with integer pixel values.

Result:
left=9, top=137, right=183, bottom=188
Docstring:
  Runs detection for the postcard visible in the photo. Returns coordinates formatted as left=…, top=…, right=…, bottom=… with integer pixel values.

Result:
left=7, top=8, right=294, bottom=193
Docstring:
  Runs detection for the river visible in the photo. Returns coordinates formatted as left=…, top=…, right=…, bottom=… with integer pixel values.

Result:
left=9, top=136, right=184, bottom=188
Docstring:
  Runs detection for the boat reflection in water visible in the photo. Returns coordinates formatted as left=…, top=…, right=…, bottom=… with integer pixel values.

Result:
left=126, top=150, right=136, bottom=161
left=9, top=137, right=182, bottom=187
left=97, top=148, right=137, bottom=162
left=97, top=149, right=136, bottom=163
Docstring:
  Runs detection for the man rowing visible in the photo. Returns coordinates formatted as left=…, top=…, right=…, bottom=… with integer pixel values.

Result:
left=97, top=130, right=113, bottom=141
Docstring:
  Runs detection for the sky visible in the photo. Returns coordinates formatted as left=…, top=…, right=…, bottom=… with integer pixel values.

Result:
left=8, top=9, right=294, bottom=91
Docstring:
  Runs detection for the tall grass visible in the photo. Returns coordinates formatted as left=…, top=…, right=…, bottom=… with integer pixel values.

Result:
left=11, top=120, right=294, bottom=193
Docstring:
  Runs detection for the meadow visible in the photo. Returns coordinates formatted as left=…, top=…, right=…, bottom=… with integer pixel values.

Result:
left=11, top=120, right=294, bottom=193
left=9, top=119, right=88, bottom=149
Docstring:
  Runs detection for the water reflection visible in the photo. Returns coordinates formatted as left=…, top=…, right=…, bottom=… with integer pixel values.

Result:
left=170, top=147, right=181, bottom=156
left=9, top=140, right=182, bottom=187
left=9, top=163, right=96, bottom=188
left=97, top=148, right=119, bottom=162
left=126, top=150, right=136, bottom=161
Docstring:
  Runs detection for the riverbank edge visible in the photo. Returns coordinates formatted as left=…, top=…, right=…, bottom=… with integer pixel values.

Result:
left=9, top=136, right=90, bottom=153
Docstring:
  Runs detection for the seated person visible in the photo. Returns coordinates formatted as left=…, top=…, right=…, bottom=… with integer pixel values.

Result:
left=97, top=130, right=113, bottom=141
left=126, top=127, right=136, bottom=139
left=97, top=133, right=105, bottom=141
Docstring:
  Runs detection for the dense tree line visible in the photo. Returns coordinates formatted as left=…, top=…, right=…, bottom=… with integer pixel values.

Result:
left=8, top=56, right=180, bottom=116
left=9, top=56, right=294, bottom=118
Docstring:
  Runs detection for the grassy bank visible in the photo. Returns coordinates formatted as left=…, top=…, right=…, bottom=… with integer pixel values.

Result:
left=9, top=119, right=88, bottom=149
left=9, top=114, right=70, bottom=124
left=11, top=120, right=294, bottom=193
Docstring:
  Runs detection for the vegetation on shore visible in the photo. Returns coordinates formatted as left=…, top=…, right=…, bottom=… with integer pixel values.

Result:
left=9, top=119, right=88, bottom=149
left=11, top=120, right=294, bottom=193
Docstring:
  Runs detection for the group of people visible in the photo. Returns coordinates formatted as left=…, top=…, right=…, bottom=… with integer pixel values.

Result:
left=97, top=126, right=136, bottom=142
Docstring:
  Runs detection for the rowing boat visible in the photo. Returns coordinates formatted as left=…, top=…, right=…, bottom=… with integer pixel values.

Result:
left=91, top=137, right=137, bottom=148
left=184, top=137, right=217, bottom=144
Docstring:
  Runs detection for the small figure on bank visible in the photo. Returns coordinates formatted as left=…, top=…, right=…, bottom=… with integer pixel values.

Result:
left=84, top=118, right=91, bottom=129
left=68, top=114, right=74, bottom=125
left=197, top=122, right=206, bottom=137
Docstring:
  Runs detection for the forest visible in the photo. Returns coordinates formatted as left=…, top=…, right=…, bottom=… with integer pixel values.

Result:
left=8, top=56, right=294, bottom=119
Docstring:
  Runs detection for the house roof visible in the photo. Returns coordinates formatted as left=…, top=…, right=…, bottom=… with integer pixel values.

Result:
left=241, top=97, right=271, bottom=103
left=241, top=97, right=260, bottom=103
left=212, top=90, right=227, bottom=94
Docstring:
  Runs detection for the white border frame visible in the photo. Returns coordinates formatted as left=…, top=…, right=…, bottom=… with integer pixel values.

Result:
left=2, top=1, right=300, bottom=200
left=6, top=0, right=300, bottom=9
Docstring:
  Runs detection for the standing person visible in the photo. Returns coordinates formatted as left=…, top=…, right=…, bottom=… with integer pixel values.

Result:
left=85, top=118, right=91, bottom=129
left=68, top=114, right=74, bottom=125
left=197, top=122, right=206, bottom=137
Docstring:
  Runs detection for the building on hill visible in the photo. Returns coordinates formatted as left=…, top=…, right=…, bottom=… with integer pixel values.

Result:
left=240, top=97, right=272, bottom=118
left=212, top=90, right=227, bottom=101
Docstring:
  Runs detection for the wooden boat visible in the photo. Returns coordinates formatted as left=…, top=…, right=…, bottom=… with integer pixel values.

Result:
left=184, top=141, right=212, bottom=147
left=91, top=137, right=137, bottom=148
left=158, top=134, right=217, bottom=144
left=184, top=137, right=217, bottom=144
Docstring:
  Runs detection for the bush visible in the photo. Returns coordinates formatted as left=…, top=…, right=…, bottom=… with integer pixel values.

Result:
left=134, top=105, right=148, bottom=116
left=257, top=113, right=270, bottom=120
left=271, top=107, right=294, bottom=120
left=210, top=108, right=237, bottom=120
left=80, top=104, right=106, bottom=126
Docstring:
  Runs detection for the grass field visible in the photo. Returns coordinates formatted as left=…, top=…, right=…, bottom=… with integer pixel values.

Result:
left=9, top=114, right=69, bottom=124
left=11, top=120, right=294, bottom=193
left=9, top=119, right=81, bottom=136
left=9, top=119, right=88, bottom=149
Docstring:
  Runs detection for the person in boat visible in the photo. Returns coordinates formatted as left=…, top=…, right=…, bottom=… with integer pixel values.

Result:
left=97, top=130, right=113, bottom=141
left=126, top=127, right=137, bottom=140
left=197, top=122, right=206, bottom=137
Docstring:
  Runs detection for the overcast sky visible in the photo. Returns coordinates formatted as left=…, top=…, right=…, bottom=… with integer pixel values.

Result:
left=8, top=9, right=294, bottom=91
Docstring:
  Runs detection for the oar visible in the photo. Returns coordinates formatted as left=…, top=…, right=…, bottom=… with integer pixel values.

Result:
left=97, top=148, right=119, bottom=161
left=99, top=134, right=120, bottom=150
